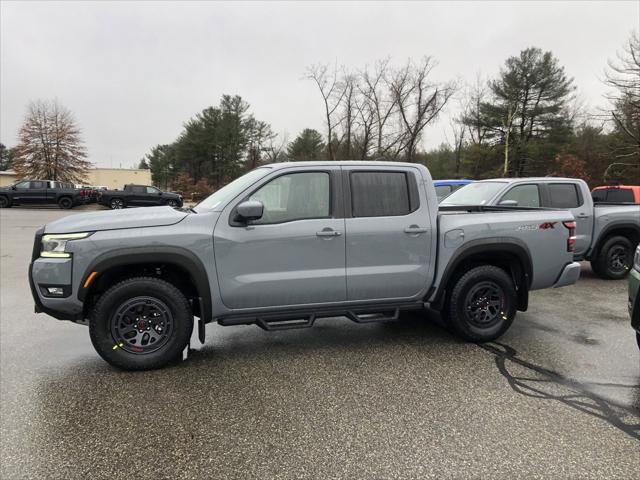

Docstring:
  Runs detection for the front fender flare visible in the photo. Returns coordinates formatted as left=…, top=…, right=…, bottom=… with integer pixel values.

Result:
left=78, top=246, right=212, bottom=323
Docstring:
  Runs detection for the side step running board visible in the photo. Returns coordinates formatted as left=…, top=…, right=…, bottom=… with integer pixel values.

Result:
left=219, top=307, right=407, bottom=331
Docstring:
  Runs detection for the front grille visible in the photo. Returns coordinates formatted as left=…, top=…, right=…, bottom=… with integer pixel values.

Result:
left=31, top=227, right=44, bottom=262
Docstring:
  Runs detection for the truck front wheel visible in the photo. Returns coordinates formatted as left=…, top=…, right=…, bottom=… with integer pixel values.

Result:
left=590, top=236, right=633, bottom=280
left=444, top=265, right=517, bottom=342
left=89, top=277, right=193, bottom=370
left=0, top=196, right=10, bottom=208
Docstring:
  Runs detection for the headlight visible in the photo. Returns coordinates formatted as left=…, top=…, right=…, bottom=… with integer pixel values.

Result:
left=634, top=246, right=640, bottom=272
left=41, top=232, right=92, bottom=258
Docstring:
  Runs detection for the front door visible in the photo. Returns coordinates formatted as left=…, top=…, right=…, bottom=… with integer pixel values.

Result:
left=214, top=167, right=346, bottom=309
left=343, top=167, right=433, bottom=301
left=19, top=181, right=49, bottom=204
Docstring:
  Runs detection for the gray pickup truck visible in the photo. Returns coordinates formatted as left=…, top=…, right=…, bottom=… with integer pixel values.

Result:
left=442, top=178, right=640, bottom=279
left=29, top=161, right=581, bottom=370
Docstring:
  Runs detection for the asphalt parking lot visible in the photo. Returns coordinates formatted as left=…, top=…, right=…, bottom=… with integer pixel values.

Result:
left=1, top=206, right=639, bottom=479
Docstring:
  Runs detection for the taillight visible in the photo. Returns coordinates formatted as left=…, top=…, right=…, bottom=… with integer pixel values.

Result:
left=563, top=221, right=576, bottom=252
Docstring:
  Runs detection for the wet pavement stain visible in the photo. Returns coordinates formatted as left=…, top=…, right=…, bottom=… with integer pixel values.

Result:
left=478, top=342, right=640, bottom=440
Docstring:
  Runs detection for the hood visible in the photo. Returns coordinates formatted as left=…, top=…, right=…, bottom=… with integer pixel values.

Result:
left=44, top=206, right=189, bottom=234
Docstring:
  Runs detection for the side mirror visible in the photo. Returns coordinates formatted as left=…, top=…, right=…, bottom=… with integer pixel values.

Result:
left=11, top=185, right=16, bottom=190
left=158, top=192, right=163, bottom=195
left=236, top=200, right=264, bottom=222
left=499, top=199, right=518, bottom=206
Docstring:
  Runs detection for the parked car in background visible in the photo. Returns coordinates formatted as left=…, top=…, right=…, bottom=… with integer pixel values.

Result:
left=433, top=179, right=474, bottom=202
left=0, top=180, right=87, bottom=209
left=98, top=184, right=183, bottom=209
left=592, top=185, right=640, bottom=204
left=629, top=245, right=640, bottom=349
left=441, top=177, right=640, bottom=279
left=29, top=161, right=581, bottom=370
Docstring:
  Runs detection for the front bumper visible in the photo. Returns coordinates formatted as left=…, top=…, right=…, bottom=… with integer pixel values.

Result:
left=628, top=268, right=640, bottom=332
left=29, top=227, right=83, bottom=321
left=553, top=262, right=581, bottom=288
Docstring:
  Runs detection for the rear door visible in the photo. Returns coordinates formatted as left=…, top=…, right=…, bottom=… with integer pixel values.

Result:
left=546, top=182, right=592, bottom=256
left=343, top=166, right=433, bottom=301
left=214, top=166, right=346, bottom=309
left=128, top=185, right=147, bottom=206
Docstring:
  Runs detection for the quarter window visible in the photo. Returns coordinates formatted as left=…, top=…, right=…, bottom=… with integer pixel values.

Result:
left=249, top=171, right=330, bottom=224
left=351, top=171, right=411, bottom=217
left=549, top=183, right=581, bottom=208
left=500, top=184, right=540, bottom=207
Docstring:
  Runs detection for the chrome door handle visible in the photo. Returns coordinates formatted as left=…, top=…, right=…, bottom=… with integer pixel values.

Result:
left=316, top=229, right=342, bottom=237
left=404, top=226, right=428, bottom=234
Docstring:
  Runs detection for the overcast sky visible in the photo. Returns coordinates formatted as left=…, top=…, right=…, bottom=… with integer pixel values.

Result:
left=1, top=1, right=638, bottom=168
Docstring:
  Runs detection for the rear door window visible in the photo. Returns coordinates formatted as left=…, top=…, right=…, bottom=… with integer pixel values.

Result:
left=499, top=184, right=540, bottom=207
left=351, top=171, right=412, bottom=217
left=549, top=183, right=581, bottom=208
left=30, top=181, right=46, bottom=189
left=132, top=186, right=146, bottom=194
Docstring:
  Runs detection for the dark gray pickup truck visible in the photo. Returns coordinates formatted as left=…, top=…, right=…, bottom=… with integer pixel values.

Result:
left=442, top=177, right=640, bottom=279
left=98, top=184, right=183, bottom=209
left=29, top=161, right=581, bottom=370
left=0, top=179, right=86, bottom=209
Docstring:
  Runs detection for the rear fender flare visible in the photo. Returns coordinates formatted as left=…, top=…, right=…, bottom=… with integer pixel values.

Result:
left=430, top=238, right=533, bottom=311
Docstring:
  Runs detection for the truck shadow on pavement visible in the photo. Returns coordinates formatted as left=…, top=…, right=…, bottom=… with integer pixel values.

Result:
left=478, top=342, right=640, bottom=440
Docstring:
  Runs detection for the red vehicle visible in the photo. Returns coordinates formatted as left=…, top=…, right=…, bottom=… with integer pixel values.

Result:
left=591, top=185, right=640, bottom=204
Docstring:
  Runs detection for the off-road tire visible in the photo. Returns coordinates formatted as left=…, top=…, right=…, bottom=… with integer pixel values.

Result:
left=89, top=277, right=193, bottom=371
left=443, top=265, right=517, bottom=342
left=590, top=236, right=633, bottom=280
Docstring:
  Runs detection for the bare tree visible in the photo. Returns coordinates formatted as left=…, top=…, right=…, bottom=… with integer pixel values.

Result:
left=13, top=100, right=91, bottom=182
left=306, top=63, right=347, bottom=160
left=462, top=74, right=490, bottom=146
left=264, top=132, right=289, bottom=163
left=445, top=119, right=466, bottom=176
left=605, top=31, right=640, bottom=161
left=389, top=57, right=456, bottom=161
left=361, top=58, right=400, bottom=156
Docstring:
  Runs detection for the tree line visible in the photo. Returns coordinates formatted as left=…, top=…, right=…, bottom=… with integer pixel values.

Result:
left=2, top=32, right=637, bottom=190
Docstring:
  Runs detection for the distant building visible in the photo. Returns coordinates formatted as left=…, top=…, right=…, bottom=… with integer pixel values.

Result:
left=0, top=168, right=152, bottom=188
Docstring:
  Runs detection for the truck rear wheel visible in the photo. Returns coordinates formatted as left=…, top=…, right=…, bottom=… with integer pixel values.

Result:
left=58, top=197, right=73, bottom=209
left=444, top=265, right=517, bottom=342
left=89, top=277, right=193, bottom=370
left=590, top=236, right=633, bottom=280
left=109, top=198, right=125, bottom=209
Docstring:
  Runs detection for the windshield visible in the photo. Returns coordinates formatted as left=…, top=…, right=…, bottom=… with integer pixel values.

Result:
left=194, top=168, right=271, bottom=211
left=440, top=181, right=506, bottom=206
